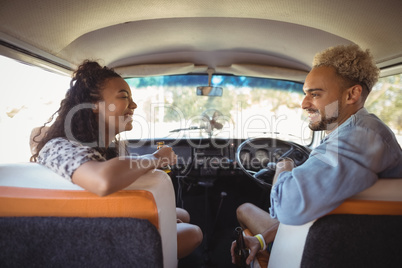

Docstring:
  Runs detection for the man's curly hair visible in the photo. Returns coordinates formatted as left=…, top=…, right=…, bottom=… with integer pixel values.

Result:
left=312, top=44, right=380, bottom=93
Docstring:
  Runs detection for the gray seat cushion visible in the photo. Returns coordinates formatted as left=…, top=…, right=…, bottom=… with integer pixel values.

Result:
left=301, top=214, right=402, bottom=268
left=0, top=217, right=163, bottom=268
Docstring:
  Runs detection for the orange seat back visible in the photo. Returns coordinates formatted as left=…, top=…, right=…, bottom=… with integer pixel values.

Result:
left=0, top=186, right=159, bottom=228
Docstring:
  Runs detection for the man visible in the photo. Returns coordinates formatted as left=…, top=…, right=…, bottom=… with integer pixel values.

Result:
left=231, top=44, right=402, bottom=266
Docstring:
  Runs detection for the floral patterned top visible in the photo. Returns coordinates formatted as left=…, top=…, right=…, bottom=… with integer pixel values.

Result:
left=37, top=137, right=106, bottom=181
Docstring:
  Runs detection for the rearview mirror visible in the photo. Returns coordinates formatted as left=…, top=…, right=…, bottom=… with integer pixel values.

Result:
left=196, top=86, right=223, bottom=97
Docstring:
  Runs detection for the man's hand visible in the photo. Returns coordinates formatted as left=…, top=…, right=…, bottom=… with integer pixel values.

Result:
left=230, top=235, right=261, bottom=265
left=272, top=158, right=295, bottom=185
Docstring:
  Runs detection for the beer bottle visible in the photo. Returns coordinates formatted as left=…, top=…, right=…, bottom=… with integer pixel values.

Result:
left=234, top=226, right=250, bottom=268
left=156, top=141, right=171, bottom=173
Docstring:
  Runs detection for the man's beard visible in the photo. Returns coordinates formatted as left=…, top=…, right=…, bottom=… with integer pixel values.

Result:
left=307, top=100, right=342, bottom=131
left=308, top=112, right=339, bottom=131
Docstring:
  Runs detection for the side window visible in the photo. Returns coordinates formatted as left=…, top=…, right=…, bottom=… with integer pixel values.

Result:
left=366, top=74, right=402, bottom=146
left=0, top=56, right=70, bottom=163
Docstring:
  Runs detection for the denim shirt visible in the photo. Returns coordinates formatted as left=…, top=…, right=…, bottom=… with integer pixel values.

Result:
left=269, top=108, right=402, bottom=225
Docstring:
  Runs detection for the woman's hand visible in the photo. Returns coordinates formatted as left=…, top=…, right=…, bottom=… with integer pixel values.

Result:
left=230, top=235, right=262, bottom=265
left=153, top=146, right=177, bottom=169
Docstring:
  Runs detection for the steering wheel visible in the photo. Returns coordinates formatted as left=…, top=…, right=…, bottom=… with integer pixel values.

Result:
left=235, top=137, right=311, bottom=188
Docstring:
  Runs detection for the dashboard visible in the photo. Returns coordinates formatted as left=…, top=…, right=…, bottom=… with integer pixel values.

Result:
left=127, top=138, right=311, bottom=180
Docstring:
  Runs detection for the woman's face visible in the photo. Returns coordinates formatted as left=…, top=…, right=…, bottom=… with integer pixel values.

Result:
left=95, top=77, right=137, bottom=137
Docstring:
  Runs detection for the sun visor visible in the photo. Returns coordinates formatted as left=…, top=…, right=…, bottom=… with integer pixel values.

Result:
left=115, top=62, right=308, bottom=81
left=216, top=64, right=308, bottom=82
left=115, top=63, right=209, bottom=77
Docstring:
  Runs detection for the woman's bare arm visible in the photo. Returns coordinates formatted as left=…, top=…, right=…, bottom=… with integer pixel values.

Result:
left=72, top=146, right=177, bottom=196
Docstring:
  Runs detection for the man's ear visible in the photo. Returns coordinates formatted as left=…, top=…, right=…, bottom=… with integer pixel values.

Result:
left=92, top=103, right=99, bottom=114
left=346, top=85, right=362, bottom=104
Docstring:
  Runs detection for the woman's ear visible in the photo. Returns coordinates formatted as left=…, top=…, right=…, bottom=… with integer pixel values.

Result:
left=346, top=85, right=362, bottom=104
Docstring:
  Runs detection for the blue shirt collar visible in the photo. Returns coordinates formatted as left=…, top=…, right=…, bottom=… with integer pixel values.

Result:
left=320, top=107, right=368, bottom=143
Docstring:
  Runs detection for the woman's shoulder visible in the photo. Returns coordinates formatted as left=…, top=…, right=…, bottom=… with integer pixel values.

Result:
left=45, top=137, right=68, bottom=145
left=41, top=138, right=104, bottom=159
left=44, top=137, right=88, bottom=149
left=38, top=138, right=106, bottom=181
left=39, top=137, right=106, bottom=165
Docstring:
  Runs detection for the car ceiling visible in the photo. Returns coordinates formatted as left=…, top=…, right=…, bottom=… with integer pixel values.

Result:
left=0, top=0, right=401, bottom=81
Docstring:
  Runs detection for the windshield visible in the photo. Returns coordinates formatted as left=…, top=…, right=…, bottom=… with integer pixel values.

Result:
left=123, top=75, right=313, bottom=145
left=2, top=57, right=401, bottom=164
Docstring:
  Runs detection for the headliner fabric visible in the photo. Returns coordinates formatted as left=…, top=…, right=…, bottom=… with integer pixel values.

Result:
left=0, top=217, right=163, bottom=268
left=301, top=214, right=402, bottom=268
left=1, top=0, right=401, bottom=74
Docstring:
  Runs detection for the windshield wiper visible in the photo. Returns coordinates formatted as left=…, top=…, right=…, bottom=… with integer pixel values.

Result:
left=169, top=126, right=206, bottom=133
left=249, top=131, right=303, bottom=140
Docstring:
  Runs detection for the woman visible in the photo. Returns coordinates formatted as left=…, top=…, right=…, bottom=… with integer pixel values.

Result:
left=30, top=60, right=202, bottom=259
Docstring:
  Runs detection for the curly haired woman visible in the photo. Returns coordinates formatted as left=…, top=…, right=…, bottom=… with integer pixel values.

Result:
left=31, top=60, right=202, bottom=259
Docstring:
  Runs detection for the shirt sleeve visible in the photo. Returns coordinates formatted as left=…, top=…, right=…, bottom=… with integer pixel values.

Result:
left=269, top=124, right=387, bottom=225
left=38, top=138, right=106, bottom=182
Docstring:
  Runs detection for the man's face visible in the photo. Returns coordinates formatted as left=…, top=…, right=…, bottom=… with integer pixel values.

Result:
left=301, top=66, right=345, bottom=132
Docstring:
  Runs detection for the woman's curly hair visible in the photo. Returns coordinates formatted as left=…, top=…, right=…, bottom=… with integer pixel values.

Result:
left=312, top=44, right=380, bottom=93
left=30, top=60, right=121, bottom=162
